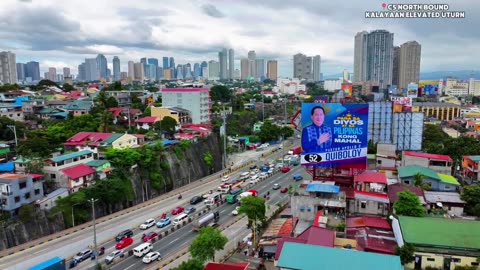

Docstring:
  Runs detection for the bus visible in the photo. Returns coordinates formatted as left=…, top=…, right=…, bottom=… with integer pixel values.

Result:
left=173, top=213, right=189, bottom=225
left=226, top=188, right=243, bottom=204
left=28, top=257, right=66, bottom=270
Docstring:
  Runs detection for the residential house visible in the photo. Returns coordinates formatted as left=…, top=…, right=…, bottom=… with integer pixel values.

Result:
left=392, top=216, right=480, bottom=270
left=62, top=164, right=96, bottom=193
left=150, top=106, right=191, bottom=125
left=397, top=165, right=460, bottom=192
left=36, top=107, right=68, bottom=120
left=43, top=150, right=95, bottom=189
left=204, top=262, right=250, bottom=270
left=276, top=242, right=403, bottom=270
left=350, top=172, right=390, bottom=216
left=346, top=216, right=392, bottom=238
left=100, top=133, right=141, bottom=149
left=0, top=173, right=44, bottom=213
left=387, top=183, right=427, bottom=211
left=423, top=191, right=466, bottom=216
left=13, top=158, right=32, bottom=173
left=346, top=216, right=397, bottom=255
left=258, top=218, right=299, bottom=260
left=35, top=187, right=69, bottom=210
left=64, top=100, right=93, bottom=116
left=461, top=155, right=480, bottom=182
left=0, top=105, right=24, bottom=122
left=107, top=107, right=142, bottom=126
left=64, top=132, right=143, bottom=152
left=86, top=160, right=112, bottom=180
left=402, top=151, right=453, bottom=175
left=104, top=91, right=132, bottom=107
left=375, top=143, right=398, bottom=170
left=136, top=116, right=160, bottom=130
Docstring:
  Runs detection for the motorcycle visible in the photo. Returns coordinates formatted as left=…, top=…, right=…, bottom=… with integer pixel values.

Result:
left=99, top=247, right=105, bottom=256
left=161, top=213, right=167, bottom=219
left=178, top=194, right=182, bottom=200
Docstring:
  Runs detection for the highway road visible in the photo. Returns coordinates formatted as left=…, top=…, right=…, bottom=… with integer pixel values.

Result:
left=0, top=142, right=304, bottom=270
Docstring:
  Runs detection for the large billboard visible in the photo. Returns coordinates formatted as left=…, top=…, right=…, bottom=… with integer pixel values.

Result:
left=407, top=83, right=419, bottom=98
left=300, top=103, right=369, bottom=168
left=342, top=83, right=353, bottom=98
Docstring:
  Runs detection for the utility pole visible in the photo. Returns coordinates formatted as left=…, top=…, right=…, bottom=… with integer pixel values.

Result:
left=71, top=203, right=80, bottom=227
left=222, top=105, right=228, bottom=169
left=6, top=125, right=17, bottom=146
left=262, top=91, right=265, bottom=122
left=89, top=198, right=99, bottom=267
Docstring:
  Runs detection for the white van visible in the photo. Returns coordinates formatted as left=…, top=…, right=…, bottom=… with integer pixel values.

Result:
left=173, top=213, right=189, bottom=225
left=240, top=172, right=250, bottom=180
left=133, top=242, right=153, bottom=257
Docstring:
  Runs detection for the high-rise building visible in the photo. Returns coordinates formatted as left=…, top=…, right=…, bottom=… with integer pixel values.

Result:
left=162, top=57, right=169, bottom=69
left=312, top=55, right=321, bottom=81
left=240, top=59, right=249, bottom=79
left=163, top=68, right=172, bottom=80
left=200, top=61, right=208, bottom=77
left=85, top=58, right=98, bottom=81
left=169, top=57, right=175, bottom=69
left=128, top=61, right=135, bottom=81
left=96, top=54, right=108, bottom=79
left=26, top=61, right=40, bottom=81
left=133, top=62, right=144, bottom=81
left=48, top=67, right=57, bottom=81
left=0, top=51, right=17, bottom=84
left=193, top=63, right=201, bottom=78
left=392, top=46, right=400, bottom=87
left=293, top=53, right=313, bottom=80
left=219, top=48, right=228, bottom=80
left=208, top=60, right=220, bottom=80
left=157, top=67, right=164, bottom=80
left=248, top=50, right=256, bottom=60
left=353, top=31, right=368, bottom=82
left=228, top=49, right=234, bottom=80
left=148, top=58, right=159, bottom=80
left=63, top=67, right=71, bottom=77
left=266, top=60, right=278, bottom=80
left=77, top=63, right=86, bottom=81
left=202, top=66, right=208, bottom=79
left=120, top=72, right=128, bottom=81
left=161, top=87, right=210, bottom=124
left=398, top=41, right=421, bottom=90
left=343, top=69, right=349, bottom=82
left=255, top=59, right=265, bottom=80
left=113, top=56, right=121, bottom=81
left=16, top=63, right=26, bottom=81
left=248, top=50, right=256, bottom=79
left=176, top=65, right=184, bottom=80
left=353, top=30, right=394, bottom=89
left=56, top=74, right=64, bottom=82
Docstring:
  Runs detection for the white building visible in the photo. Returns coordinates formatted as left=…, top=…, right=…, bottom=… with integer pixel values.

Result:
left=276, top=78, right=305, bottom=94
left=0, top=51, right=17, bottom=84
left=161, top=87, right=210, bottom=124
left=469, top=79, right=480, bottom=96
left=323, top=79, right=343, bottom=91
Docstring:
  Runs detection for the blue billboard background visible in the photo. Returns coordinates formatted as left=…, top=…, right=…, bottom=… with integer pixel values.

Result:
left=300, top=103, right=369, bottom=168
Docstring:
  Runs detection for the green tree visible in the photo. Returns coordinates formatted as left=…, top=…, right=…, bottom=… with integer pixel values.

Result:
left=461, top=185, right=480, bottom=217
left=144, top=106, right=151, bottom=117
left=106, top=96, right=119, bottom=108
left=413, top=173, right=430, bottom=190
left=171, top=258, right=204, bottom=270
left=210, top=85, right=232, bottom=103
left=18, top=204, right=35, bottom=223
left=16, top=134, right=51, bottom=158
left=131, top=93, right=144, bottom=110
left=367, top=140, right=378, bottom=154
left=238, top=196, right=266, bottom=246
left=160, top=116, right=177, bottom=136
left=393, top=191, right=425, bottom=217
left=105, top=148, right=142, bottom=168
left=63, top=83, right=75, bottom=92
left=395, top=243, right=415, bottom=265
left=280, top=126, right=294, bottom=139
left=203, top=152, right=214, bottom=171
left=257, top=121, right=281, bottom=142
left=189, top=226, right=228, bottom=262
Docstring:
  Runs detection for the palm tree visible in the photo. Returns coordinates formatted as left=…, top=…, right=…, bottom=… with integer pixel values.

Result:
left=413, top=173, right=430, bottom=190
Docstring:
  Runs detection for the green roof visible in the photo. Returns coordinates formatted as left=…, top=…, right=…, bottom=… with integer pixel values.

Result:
left=13, top=158, right=31, bottom=164
left=468, top=156, right=480, bottom=162
left=49, top=150, right=93, bottom=163
left=86, top=160, right=109, bottom=167
left=102, top=133, right=123, bottom=145
left=38, top=108, right=57, bottom=114
left=367, top=154, right=376, bottom=160
left=398, top=165, right=459, bottom=185
left=277, top=242, right=403, bottom=270
left=399, top=216, right=480, bottom=250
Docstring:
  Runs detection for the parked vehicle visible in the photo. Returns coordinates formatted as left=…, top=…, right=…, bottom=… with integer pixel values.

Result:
left=142, top=251, right=161, bottom=264
left=156, top=217, right=171, bottom=228
left=73, top=249, right=92, bottom=262
left=115, top=229, right=133, bottom=241
left=115, top=237, right=133, bottom=249
left=140, top=219, right=156, bottom=230
left=142, top=232, right=158, bottom=242
left=192, top=211, right=220, bottom=231
left=28, top=256, right=65, bottom=270
left=105, top=250, right=124, bottom=265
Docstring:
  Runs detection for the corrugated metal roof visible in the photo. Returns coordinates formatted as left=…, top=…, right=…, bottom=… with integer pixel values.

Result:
left=306, top=183, right=340, bottom=193
left=404, top=151, right=453, bottom=162
left=354, top=171, right=387, bottom=184
left=49, top=150, right=93, bottom=163
left=424, top=191, right=466, bottom=204
left=277, top=242, right=403, bottom=270
left=62, top=164, right=96, bottom=179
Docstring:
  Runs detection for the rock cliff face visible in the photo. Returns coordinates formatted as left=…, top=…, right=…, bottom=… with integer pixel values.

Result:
left=0, top=135, right=224, bottom=251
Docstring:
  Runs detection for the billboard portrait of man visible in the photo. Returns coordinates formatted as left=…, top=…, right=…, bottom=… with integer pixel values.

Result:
left=301, top=106, right=333, bottom=153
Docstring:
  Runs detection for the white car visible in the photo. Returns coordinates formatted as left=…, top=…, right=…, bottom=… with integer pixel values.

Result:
left=267, top=168, right=274, bottom=175
left=259, top=172, right=268, bottom=180
left=222, top=175, right=230, bottom=182
left=142, top=251, right=162, bottom=263
left=232, top=206, right=241, bottom=216
left=140, top=218, right=156, bottom=230
left=105, top=250, right=124, bottom=265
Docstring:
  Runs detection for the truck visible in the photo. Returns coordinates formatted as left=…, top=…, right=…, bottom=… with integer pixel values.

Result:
left=288, top=146, right=302, bottom=155
left=226, top=188, right=243, bottom=204
left=205, top=192, right=222, bottom=206
left=192, top=211, right=220, bottom=231
left=28, top=257, right=66, bottom=270
left=290, top=155, right=300, bottom=166
left=260, top=165, right=270, bottom=172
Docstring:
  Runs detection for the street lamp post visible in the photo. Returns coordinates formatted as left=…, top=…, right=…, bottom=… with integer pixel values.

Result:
left=71, top=203, right=80, bottom=227
left=6, top=125, right=18, bottom=146
left=221, top=106, right=228, bottom=169
left=88, top=198, right=99, bottom=267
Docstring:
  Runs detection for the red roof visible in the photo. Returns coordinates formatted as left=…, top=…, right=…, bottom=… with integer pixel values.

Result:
left=340, top=186, right=355, bottom=199
left=275, top=237, right=307, bottom=260
left=354, top=171, right=387, bottom=184
left=65, top=132, right=113, bottom=146
left=387, top=183, right=425, bottom=204
left=62, top=164, right=96, bottom=179
left=161, top=87, right=209, bottom=93
left=275, top=226, right=335, bottom=260
left=136, top=116, right=159, bottom=123
left=346, top=216, right=391, bottom=230
left=29, top=174, right=44, bottom=179
left=107, top=108, right=123, bottom=117
left=403, top=151, right=453, bottom=162
left=355, top=229, right=397, bottom=255
left=355, top=191, right=390, bottom=203
left=204, top=262, right=249, bottom=270
left=278, top=218, right=298, bottom=237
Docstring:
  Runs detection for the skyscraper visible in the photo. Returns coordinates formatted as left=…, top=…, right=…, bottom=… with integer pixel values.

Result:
left=26, top=61, right=40, bottom=81
left=240, top=59, right=249, bottom=79
left=293, top=53, right=312, bottom=80
left=248, top=51, right=256, bottom=79
left=266, top=60, right=278, bottom=80
left=398, top=41, right=421, bottom=90
left=113, top=56, right=121, bottom=81
left=162, top=57, right=169, bottom=69
left=169, top=57, right=175, bottom=69
left=219, top=48, right=228, bottom=80
left=48, top=67, right=57, bottom=81
left=0, top=51, right=17, bottom=84
left=77, top=63, right=86, bottom=81
left=228, top=49, right=234, bottom=79
left=134, top=62, right=144, bottom=81
left=148, top=58, right=159, bottom=80
left=169, top=57, right=175, bottom=77
left=96, top=54, right=108, bottom=79
left=176, top=65, right=184, bottom=80
left=63, top=67, right=71, bottom=77
left=208, top=60, right=220, bottom=80
left=353, top=30, right=394, bottom=89
left=193, top=63, right=201, bottom=78
left=16, top=63, right=25, bottom=81
left=312, top=55, right=321, bottom=81
left=85, top=58, right=98, bottom=81
left=255, top=59, right=265, bottom=80
left=392, top=47, right=400, bottom=87
left=128, top=61, right=135, bottom=81
left=200, top=61, right=208, bottom=76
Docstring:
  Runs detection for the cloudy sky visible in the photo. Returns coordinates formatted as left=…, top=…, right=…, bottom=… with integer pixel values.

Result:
left=0, top=0, right=477, bottom=77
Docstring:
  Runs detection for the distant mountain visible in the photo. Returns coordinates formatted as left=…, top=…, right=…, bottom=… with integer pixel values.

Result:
left=322, top=70, right=480, bottom=81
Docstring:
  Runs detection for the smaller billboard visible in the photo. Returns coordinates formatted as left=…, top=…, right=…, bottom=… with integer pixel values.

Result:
left=391, top=96, right=412, bottom=107
left=314, top=96, right=329, bottom=104
left=407, top=83, right=419, bottom=98
left=422, top=85, right=439, bottom=96
left=342, top=83, right=353, bottom=98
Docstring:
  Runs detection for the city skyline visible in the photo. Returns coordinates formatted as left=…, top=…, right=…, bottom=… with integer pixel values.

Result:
left=0, top=0, right=477, bottom=77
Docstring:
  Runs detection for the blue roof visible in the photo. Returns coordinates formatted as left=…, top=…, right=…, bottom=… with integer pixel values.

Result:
left=161, top=140, right=179, bottom=146
left=49, top=150, right=93, bottom=163
left=51, top=112, right=68, bottom=117
left=306, top=183, right=340, bottom=193
left=277, top=242, right=403, bottom=270
left=0, top=162, right=14, bottom=172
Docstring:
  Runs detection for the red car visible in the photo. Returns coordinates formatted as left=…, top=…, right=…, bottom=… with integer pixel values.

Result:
left=142, top=231, right=158, bottom=242
left=280, top=187, right=288, bottom=193
left=281, top=166, right=291, bottom=173
left=171, top=206, right=185, bottom=215
left=115, top=237, right=133, bottom=249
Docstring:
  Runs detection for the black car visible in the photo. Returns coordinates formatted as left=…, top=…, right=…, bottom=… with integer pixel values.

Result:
left=190, top=196, right=203, bottom=205
left=249, top=164, right=258, bottom=170
left=115, top=229, right=133, bottom=241
left=185, top=207, right=196, bottom=215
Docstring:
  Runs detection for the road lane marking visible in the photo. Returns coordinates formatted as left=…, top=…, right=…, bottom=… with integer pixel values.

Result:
left=168, top=238, right=180, bottom=245
left=124, top=263, right=138, bottom=270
